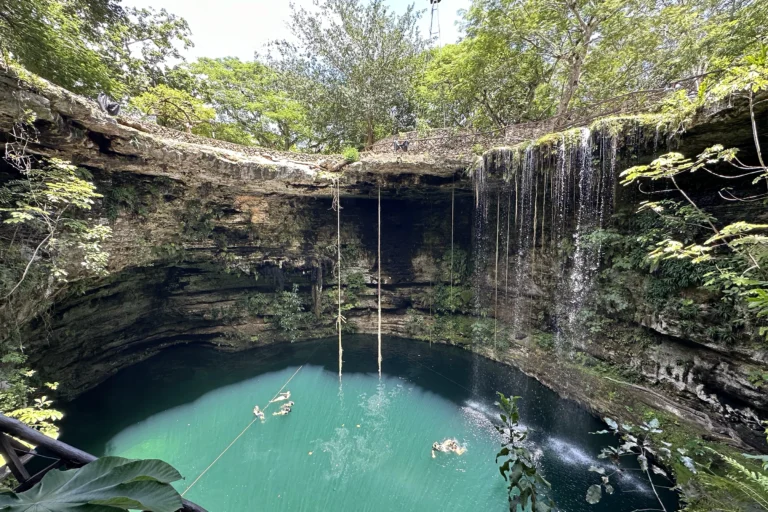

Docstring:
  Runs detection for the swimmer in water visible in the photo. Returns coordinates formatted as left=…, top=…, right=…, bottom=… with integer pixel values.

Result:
left=270, top=391, right=291, bottom=403
left=432, top=439, right=466, bottom=457
left=273, top=407, right=291, bottom=416
left=253, top=406, right=265, bottom=421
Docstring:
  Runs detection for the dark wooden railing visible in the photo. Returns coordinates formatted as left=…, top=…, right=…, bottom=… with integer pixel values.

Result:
left=0, top=413, right=207, bottom=512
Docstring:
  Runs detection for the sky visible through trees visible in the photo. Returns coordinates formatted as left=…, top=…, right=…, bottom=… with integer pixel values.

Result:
left=2, top=0, right=765, bottom=151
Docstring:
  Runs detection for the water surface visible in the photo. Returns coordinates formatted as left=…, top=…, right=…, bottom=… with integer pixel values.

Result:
left=60, top=336, right=677, bottom=511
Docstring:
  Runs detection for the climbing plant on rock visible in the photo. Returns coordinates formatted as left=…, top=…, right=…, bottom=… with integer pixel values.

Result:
left=620, top=51, right=768, bottom=342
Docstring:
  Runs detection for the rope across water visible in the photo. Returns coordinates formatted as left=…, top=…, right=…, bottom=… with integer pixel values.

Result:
left=180, top=362, right=308, bottom=497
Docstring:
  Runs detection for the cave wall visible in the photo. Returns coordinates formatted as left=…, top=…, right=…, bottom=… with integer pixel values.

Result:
left=3, top=67, right=767, bottom=452
left=26, top=191, right=475, bottom=397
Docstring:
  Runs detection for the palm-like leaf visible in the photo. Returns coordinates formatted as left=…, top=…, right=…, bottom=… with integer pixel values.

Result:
left=0, top=456, right=183, bottom=512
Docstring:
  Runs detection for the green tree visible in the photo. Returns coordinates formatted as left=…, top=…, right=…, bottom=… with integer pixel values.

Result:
left=100, top=6, right=193, bottom=96
left=179, top=57, right=312, bottom=150
left=130, top=84, right=215, bottom=132
left=417, top=37, right=551, bottom=129
left=270, top=0, right=428, bottom=149
left=0, top=0, right=115, bottom=94
left=458, top=0, right=768, bottom=122
left=0, top=0, right=191, bottom=96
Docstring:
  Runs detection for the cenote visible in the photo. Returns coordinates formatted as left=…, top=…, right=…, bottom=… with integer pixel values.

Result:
left=60, top=336, right=677, bottom=511
left=3, top=4, right=768, bottom=510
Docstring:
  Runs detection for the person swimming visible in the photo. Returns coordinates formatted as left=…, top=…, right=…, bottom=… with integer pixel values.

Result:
left=432, top=438, right=466, bottom=457
left=273, top=407, right=291, bottom=416
left=253, top=405, right=265, bottom=421
left=270, top=391, right=291, bottom=403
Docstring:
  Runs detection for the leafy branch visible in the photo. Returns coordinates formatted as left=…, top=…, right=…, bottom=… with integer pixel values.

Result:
left=495, top=392, right=556, bottom=512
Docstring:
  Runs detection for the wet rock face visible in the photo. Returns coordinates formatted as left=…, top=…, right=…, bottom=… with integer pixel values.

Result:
left=582, top=329, right=768, bottom=450
left=26, top=193, right=475, bottom=397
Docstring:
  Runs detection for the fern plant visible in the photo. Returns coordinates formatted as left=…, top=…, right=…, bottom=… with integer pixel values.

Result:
left=697, top=423, right=768, bottom=511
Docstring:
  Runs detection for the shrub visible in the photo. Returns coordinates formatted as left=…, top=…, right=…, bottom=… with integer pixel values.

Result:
left=342, top=147, right=360, bottom=163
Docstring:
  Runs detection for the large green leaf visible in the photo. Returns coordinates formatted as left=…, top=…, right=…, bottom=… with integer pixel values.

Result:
left=0, top=456, right=183, bottom=512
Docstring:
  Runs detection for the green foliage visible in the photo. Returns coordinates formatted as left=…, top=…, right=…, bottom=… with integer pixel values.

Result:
left=0, top=456, right=183, bottom=512
left=748, top=370, right=768, bottom=389
left=698, top=447, right=768, bottom=511
left=495, top=393, right=555, bottom=511
left=269, top=0, right=427, bottom=149
left=150, top=242, right=185, bottom=263
left=0, top=157, right=111, bottom=296
left=129, top=84, right=214, bottom=132
left=0, top=1, right=191, bottom=96
left=0, top=359, right=61, bottom=438
left=100, top=7, right=192, bottom=96
left=432, top=284, right=473, bottom=315
left=243, top=293, right=271, bottom=317
left=619, top=54, right=768, bottom=342
left=343, top=272, right=367, bottom=306
left=586, top=417, right=678, bottom=508
left=0, top=0, right=115, bottom=94
left=418, top=25, right=552, bottom=128
left=272, top=284, right=309, bottom=342
left=174, top=57, right=312, bottom=150
left=178, top=200, right=220, bottom=241
left=460, top=0, right=767, bottom=122
left=103, top=185, right=144, bottom=221
left=342, top=147, right=360, bottom=163
left=7, top=392, right=62, bottom=439
left=532, top=331, right=555, bottom=351
left=471, top=317, right=495, bottom=345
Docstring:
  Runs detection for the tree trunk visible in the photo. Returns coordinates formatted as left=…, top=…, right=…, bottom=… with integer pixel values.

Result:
left=556, top=25, right=593, bottom=119
left=556, top=50, right=586, bottom=119
left=366, top=119, right=375, bottom=150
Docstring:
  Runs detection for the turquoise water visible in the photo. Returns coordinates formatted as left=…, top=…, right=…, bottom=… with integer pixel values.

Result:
left=60, top=336, right=678, bottom=511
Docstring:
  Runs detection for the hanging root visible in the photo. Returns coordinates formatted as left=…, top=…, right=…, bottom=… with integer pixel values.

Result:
left=334, top=179, right=343, bottom=377
left=377, top=186, right=382, bottom=376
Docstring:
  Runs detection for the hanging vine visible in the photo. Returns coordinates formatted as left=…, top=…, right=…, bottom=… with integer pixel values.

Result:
left=494, top=191, right=500, bottom=349
left=377, top=186, right=382, bottom=376
left=331, top=179, right=344, bottom=377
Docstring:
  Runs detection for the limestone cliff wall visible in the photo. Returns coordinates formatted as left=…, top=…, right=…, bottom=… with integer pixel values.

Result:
left=2, top=66, right=767, bottom=452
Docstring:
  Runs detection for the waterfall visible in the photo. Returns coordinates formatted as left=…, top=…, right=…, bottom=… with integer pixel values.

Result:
left=562, top=128, right=616, bottom=345
left=469, top=122, right=622, bottom=350
left=511, top=146, right=536, bottom=335
left=471, top=159, right=491, bottom=344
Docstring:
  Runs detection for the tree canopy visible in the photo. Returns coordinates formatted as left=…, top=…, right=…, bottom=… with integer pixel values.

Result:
left=0, top=0, right=191, bottom=96
left=269, top=0, right=428, bottom=149
left=4, top=0, right=764, bottom=149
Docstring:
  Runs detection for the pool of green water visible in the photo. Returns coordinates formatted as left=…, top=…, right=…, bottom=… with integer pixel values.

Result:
left=59, top=336, right=678, bottom=511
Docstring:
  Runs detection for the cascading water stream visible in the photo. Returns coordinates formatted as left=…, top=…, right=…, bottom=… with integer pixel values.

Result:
left=471, top=124, right=619, bottom=351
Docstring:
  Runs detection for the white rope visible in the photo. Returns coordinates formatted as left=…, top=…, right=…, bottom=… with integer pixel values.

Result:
left=180, top=363, right=306, bottom=497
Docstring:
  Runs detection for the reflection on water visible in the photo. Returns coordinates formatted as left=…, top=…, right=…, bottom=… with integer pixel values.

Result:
left=59, top=335, right=677, bottom=511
